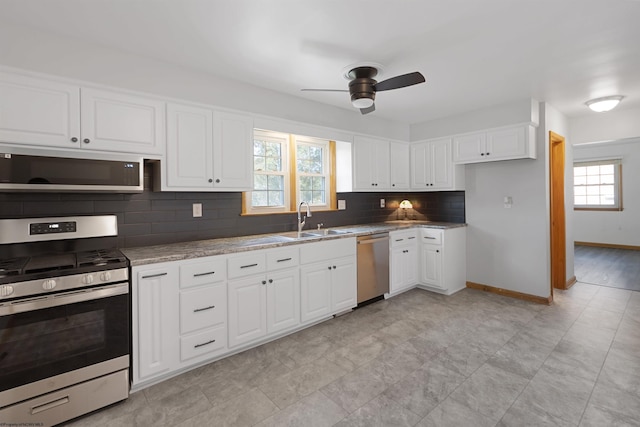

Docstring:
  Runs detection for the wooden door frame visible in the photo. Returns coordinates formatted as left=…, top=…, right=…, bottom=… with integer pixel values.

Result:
left=550, top=131, right=568, bottom=292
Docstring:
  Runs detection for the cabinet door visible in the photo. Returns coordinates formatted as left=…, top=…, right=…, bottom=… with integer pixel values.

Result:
left=228, top=275, right=267, bottom=348
left=453, top=132, right=485, bottom=163
left=166, top=103, right=213, bottom=188
left=0, top=72, right=81, bottom=148
left=212, top=111, right=253, bottom=190
left=421, top=245, right=443, bottom=288
left=403, top=245, right=419, bottom=287
left=135, top=266, right=178, bottom=381
left=81, top=88, right=165, bottom=154
left=389, top=246, right=406, bottom=293
left=410, top=142, right=430, bottom=189
left=331, top=256, right=357, bottom=313
left=266, top=268, right=300, bottom=335
left=430, top=139, right=453, bottom=189
left=485, top=126, right=527, bottom=160
left=372, top=139, right=391, bottom=189
left=352, top=136, right=376, bottom=190
left=389, top=142, right=410, bottom=190
left=300, top=263, right=332, bottom=323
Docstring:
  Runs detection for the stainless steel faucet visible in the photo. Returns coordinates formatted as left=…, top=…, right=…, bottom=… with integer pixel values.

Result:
left=298, top=201, right=312, bottom=235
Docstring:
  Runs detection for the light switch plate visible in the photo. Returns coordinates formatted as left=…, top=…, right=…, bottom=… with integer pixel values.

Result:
left=380, top=199, right=385, bottom=208
left=192, top=203, right=203, bottom=217
left=338, top=200, right=346, bottom=210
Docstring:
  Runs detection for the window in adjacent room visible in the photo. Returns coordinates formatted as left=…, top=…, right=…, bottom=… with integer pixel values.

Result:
left=244, top=130, right=336, bottom=214
left=573, top=159, right=622, bottom=210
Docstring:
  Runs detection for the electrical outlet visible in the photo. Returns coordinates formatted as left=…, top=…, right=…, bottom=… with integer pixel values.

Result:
left=503, top=196, right=512, bottom=209
left=338, top=200, right=346, bottom=210
left=192, top=203, right=202, bottom=217
left=380, top=198, right=385, bottom=208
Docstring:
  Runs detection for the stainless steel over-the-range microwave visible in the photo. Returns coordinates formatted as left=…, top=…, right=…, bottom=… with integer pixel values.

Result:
left=0, top=148, right=143, bottom=192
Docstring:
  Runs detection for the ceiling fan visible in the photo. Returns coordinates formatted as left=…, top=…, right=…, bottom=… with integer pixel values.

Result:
left=301, top=65, right=426, bottom=115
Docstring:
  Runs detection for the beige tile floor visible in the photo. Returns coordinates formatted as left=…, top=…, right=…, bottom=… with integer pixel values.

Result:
left=66, top=283, right=640, bottom=426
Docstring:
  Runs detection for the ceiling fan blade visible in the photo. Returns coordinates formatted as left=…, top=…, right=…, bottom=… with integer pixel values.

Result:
left=360, top=104, right=375, bottom=115
left=300, top=88, right=349, bottom=92
left=374, top=72, right=425, bottom=92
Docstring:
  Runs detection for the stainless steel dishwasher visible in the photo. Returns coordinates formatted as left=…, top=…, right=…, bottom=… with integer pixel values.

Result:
left=357, top=233, right=390, bottom=304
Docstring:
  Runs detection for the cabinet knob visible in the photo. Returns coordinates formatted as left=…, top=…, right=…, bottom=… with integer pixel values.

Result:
left=328, top=266, right=332, bottom=270
left=208, top=179, right=213, bottom=183
left=215, top=179, right=221, bottom=183
left=261, top=280, right=267, bottom=285
left=268, top=279, right=273, bottom=283
left=371, top=183, right=375, bottom=186
left=392, top=184, right=395, bottom=187
left=83, top=138, right=90, bottom=144
left=70, top=137, right=78, bottom=143
left=333, top=265, right=336, bottom=269
left=436, top=250, right=440, bottom=253
left=486, top=152, right=490, bottom=156
left=481, top=153, right=485, bottom=156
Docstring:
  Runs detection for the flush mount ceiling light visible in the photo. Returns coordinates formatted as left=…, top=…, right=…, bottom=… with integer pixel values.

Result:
left=585, top=95, right=624, bottom=112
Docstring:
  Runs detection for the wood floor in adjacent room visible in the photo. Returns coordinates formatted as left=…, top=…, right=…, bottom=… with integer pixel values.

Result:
left=574, top=244, right=640, bottom=292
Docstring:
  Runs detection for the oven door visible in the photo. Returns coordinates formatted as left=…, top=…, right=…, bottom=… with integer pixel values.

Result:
left=0, top=283, right=129, bottom=400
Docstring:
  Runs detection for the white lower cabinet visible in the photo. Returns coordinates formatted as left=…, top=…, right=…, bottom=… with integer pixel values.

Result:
left=227, top=274, right=268, bottom=348
left=133, top=263, right=179, bottom=383
left=389, top=230, right=419, bottom=294
left=418, top=227, right=466, bottom=295
left=300, top=238, right=357, bottom=323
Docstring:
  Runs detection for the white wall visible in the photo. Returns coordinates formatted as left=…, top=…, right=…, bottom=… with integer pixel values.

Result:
left=0, top=22, right=408, bottom=141
left=543, top=103, right=574, bottom=283
left=570, top=107, right=640, bottom=144
left=410, top=98, right=538, bottom=141
left=573, top=139, right=640, bottom=246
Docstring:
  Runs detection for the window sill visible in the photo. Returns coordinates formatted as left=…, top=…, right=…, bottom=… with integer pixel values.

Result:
left=241, top=208, right=340, bottom=216
left=574, top=207, right=623, bottom=212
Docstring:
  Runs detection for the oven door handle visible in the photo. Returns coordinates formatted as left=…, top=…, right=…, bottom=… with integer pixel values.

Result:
left=0, top=283, right=129, bottom=316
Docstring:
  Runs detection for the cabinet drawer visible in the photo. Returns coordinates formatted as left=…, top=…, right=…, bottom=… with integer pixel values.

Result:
left=180, top=284, right=226, bottom=334
left=266, top=247, right=299, bottom=271
left=300, top=238, right=356, bottom=264
left=179, top=256, right=226, bottom=289
left=228, top=252, right=266, bottom=278
left=421, top=229, right=443, bottom=245
left=390, top=230, right=418, bottom=248
left=180, top=325, right=226, bottom=362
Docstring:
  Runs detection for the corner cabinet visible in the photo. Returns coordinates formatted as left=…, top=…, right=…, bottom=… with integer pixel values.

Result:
left=0, top=71, right=165, bottom=155
left=418, top=227, right=466, bottom=295
left=162, top=102, right=252, bottom=191
left=411, top=138, right=464, bottom=191
left=453, top=124, right=536, bottom=164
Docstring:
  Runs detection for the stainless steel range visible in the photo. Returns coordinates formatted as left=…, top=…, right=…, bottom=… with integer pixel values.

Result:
left=0, top=216, right=130, bottom=426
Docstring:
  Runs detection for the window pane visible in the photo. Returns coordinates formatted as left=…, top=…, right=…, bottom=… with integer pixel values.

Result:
left=253, top=141, right=265, bottom=156
left=252, top=191, right=268, bottom=207
left=600, top=164, right=614, bottom=174
left=586, top=175, right=599, bottom=185
left=586, top=165, right=600, bottom=175
left=300, top=191, right=312, bottom=202
left=574, top=186, right=586, bottom=196
left=268, top=191, right=284, bottom=206
left=600, top=174, right=614, bottom=184
left=574, top=176, right=587, bottom=186
left=265, top=156, right=281, bottom=172
left=254, top=156, right=266, bottom=171
left=297, top=144, right=309, bottom=159
left=254, top=174, right=267, bottom=190
left=299, top=176, right=312, bottom=190
left=312, top=191, right=325, bottom=205
left=601, top=195, right=615, bottom=205
left=586, top=186, right=600, bottom=196
left=268, top=175, right=284, bottom=190
left=587, top=195, right=600, bottom=205
left=265, top=142, right=281, bottom=158
left=574, top=166, right=586, bottom=177
left=575, top=195, right=586, bottom=205
left=600, top=185, right=614, bottom=196
left=312, top=176, right=325, bottom=191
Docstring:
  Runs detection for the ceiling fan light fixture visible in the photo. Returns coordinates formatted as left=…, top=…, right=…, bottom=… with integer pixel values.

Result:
left=585, top=95, right=624, bottom=112
left=351, top=97, right=374, bottom=109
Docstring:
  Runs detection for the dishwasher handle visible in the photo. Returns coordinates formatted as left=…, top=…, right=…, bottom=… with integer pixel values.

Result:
left=357, top=234, right=389, bottom=244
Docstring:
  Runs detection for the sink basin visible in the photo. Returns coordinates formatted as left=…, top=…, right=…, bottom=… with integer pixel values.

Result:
left=237, top=235, right=297, bottom=246
left=305, top=229, right=350, bottom=236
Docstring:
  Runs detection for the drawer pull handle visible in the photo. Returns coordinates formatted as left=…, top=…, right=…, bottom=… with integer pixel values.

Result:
left=395, top=238, right=404, bottom=242
left=193, top=271, right=215, bottom=277
left=31, top=396, right=70, bottom=415
left=423, top=236, right=436, bottom=240
left=193, top=305, right=215, bottom=313
left=277, top=257, right=292, bottom=262
left=240, top=263, right=258, bottom=269
left=408, top=236, right=416, bottom=240
left=141, top=272, right=167, bottom=279
left=194, top=339, right=216, bottom=349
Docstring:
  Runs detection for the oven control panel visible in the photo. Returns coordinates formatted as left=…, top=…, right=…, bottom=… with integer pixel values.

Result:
left=30, top=221, right=77, bottom=235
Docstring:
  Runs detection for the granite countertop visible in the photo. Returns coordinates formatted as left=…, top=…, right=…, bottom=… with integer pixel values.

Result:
left=122, top=221, right=467, bottom=266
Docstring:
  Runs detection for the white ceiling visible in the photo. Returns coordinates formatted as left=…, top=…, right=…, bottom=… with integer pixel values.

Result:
left=2, top=0, right=639, bottom=124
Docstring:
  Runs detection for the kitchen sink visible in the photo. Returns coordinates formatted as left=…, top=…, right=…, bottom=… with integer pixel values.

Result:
left=236, top=235, right=297, bottom=246
left=305, top=229, right=350, bottom=236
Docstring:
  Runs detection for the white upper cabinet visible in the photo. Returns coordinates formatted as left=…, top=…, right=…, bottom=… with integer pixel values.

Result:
left=212, top=111, right=253, bottom=190
left=389, top=142, right=410, bottom=190
left=353, top=135, right=391, bottom=190
left=162, top=106, right=253, bottom=191
left=453, top=124, right=536, bottom=164
left=411, top=138, right=464, bottom=191
left=80, top=88, right=165, bottom=155
left=0, top=71, right=165, bottom=155
left=0, top=72, right=81, bottom=148
left=166, top=103, right=214, bottom=188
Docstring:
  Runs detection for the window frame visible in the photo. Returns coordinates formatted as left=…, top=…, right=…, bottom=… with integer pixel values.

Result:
left=573, top=158, right=623, bottom=211
left=248, top=130, right=291, bottom=214
left=243, top=131, right=337, bottom=215
left=294, top=135, right=332, bottom=211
